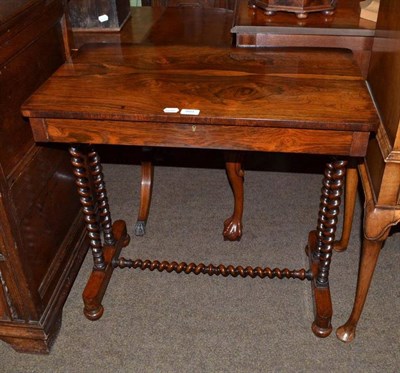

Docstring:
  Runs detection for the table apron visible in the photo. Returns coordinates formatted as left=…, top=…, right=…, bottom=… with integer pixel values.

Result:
left=31, top=118, right=370, bottom=157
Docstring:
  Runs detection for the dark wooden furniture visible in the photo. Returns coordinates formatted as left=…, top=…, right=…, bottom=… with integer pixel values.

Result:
left=248, top=0, right=336, bottom=19
left=68, top=0, right=131, bottom=31
left=72, top=6, right=239, bottom=239
left=232, top=0, right=376, bottom=77
left=72, top=6, right=234, bottom=49
left=147, top=0, right=235, bottom=8
left=22, top=44, right=378, bottom=337
left=0, top=0, right=87, bottom=353
left=335, top=0, right=400, bottom=342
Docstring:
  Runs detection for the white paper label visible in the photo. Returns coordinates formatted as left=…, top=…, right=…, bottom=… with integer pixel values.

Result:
left=180, top=109, right=200, bottom=115
left=98, top=14, right=109, bottom=23
left=163, top=107, right=180, bottom=113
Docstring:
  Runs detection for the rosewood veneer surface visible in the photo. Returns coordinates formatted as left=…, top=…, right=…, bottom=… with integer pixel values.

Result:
left=22, top=45, right=377, bottom=150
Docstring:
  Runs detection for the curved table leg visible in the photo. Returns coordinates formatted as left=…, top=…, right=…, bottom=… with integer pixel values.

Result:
left=135, top=160, right=154, bottom=236
left=223, top=151, right=244, bottom=241
left=336, top=237, right=384, bottom=343
left=336, top=163, right=400, bottom=342
left=334, top=165, right=359, bottom=252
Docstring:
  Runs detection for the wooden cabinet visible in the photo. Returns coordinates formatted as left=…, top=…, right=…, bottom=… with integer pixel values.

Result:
left=68, top=0, right=131, bottom=31
left=336, top=0, right=400, bottom=342
left=0, top=0, right=87, bottom=353
left=148, top=0, right=235, bottom=9
left=231, top=0, right=376, bottom=77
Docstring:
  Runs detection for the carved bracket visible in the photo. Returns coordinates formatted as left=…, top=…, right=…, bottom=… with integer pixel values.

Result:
left=363, top=200, right=400, bottom=240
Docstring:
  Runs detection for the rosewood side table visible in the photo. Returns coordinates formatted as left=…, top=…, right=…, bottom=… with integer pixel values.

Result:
left=21, top=44, right=378, bottom=338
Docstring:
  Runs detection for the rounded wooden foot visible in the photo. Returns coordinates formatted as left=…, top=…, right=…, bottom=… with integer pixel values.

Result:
left=84, top=304, right=104, bottom=321
left=323, top=10, right=335, bottom=16
left=312, top=321, right=332, bottom=338
left=333, top=241, right=348, bottom=252
left=336, top=323, right=356, bottom=343
left=296, top=12, right=308, bottom=19
left=122, top=233, right=131, bottom=247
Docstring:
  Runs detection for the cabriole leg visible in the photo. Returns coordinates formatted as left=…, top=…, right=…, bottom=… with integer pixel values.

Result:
left=336, top=238, right=384, bottom=342
left=223, top=151, right=244, bottom=241
left=135, top=158, right=154, bottom=236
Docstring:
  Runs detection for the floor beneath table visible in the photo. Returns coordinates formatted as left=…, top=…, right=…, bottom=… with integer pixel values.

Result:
left=1, top=154, right=399, bottom=371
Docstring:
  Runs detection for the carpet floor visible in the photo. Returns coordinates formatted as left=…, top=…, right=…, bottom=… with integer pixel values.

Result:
left=1, top=153, right=399, bottom=372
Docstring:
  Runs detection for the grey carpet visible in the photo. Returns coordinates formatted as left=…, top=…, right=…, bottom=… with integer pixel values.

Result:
left=1, top=161, right=399, bottom=372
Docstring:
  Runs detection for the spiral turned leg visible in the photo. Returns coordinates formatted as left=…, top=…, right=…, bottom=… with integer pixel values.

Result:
left=87, top=147, right=116, bottom=246
left=69, top=145, right=105, bottom=270
left=70, top=145, right=130, bottom=321
left=223, top=151, right=244, bottom=241
left=307, top=159, right=347, bottom=338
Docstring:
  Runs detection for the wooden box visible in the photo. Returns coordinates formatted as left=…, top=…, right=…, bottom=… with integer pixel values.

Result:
left=68, top=0, right=131, bottom=31
left=249, top=0, right=336, bottom=18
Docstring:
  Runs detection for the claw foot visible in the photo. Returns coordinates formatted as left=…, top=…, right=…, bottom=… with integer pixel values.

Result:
left=223, top=216, right=242, bottom=241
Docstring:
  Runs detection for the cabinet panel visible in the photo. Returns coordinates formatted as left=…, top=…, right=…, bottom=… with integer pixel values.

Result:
left=0, top=0, right=87, bottom=353
left=0, top=23, right=64, bottom=178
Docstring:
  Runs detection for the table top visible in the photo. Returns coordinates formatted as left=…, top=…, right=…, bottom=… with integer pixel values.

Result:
left=232, top=0, right=376, bottom=36
left=22, top=44, right=379, bottom=157
left=22, top=44, right=378, bottom=133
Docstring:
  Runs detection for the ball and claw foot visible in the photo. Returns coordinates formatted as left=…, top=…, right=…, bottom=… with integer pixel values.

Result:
left=336, top=323, right=356, bottom=343
left=134, top=221, right=146, bottom=236
left=223, top=217, right=242, bottom=241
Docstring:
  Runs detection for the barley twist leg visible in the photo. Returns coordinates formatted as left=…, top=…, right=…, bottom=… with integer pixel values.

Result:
left=87, top=146, right=116, bottom=246
left=309, top=159, right=347, bottom=338
left=315, top=160, right=347, bottom=286
left=69, top=145, right=105, bottom=270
